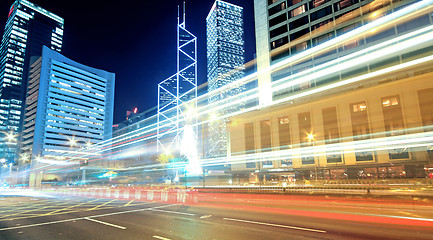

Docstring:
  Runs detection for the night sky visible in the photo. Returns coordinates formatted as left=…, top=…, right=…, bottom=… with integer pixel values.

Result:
left=0, top=0, right=256, bottom=124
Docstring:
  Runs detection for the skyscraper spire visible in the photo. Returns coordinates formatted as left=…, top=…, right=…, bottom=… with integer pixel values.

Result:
left=177, top=5, right=180, bottom=25
left=157, top=2, right=197, bottom=157
left=183, top=1, right=186, bottom=25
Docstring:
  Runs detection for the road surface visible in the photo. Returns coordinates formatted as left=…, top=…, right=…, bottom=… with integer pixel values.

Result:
left=0, top=190, right=432, bottom=239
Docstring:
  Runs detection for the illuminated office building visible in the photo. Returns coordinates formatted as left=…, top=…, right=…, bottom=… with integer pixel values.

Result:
left=207, top=0, right=245, bottom=157
left=254, top=0, right=426, bottom=104
left=0, top=0, right=63, bottom=164
left=225, top=0, right=433, bottom=182
left=20, top=46, right=115, bottom=171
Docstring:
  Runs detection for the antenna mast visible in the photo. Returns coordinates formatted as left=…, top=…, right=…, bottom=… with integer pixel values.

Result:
left=183, top=1, right=186, bottom=25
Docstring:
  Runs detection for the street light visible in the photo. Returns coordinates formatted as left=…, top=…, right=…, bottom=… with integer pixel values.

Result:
left=69, top=137, right=77, bottom=147
left=6, top=132, right=16, bottom=142
left=20, top=153, right=29, bottom=163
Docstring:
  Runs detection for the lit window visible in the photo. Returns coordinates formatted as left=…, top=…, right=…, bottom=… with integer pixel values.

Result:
left=312, top=0, right=326, bottom=8
left=291, top=5, right=306, bottom=18
left=352, top=103, right=367, bottom=112
left=279, top=117, right=289, bottom=125
left=382, top=97, right=399, bottom=107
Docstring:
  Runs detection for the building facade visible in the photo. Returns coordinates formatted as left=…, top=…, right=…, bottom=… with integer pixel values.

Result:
left=225, top=0, right=433, bottom=183
left=20, top=46, right=114, bottom=185
left=229, top=68, right=433, bottom=182
left=254, top=0, right=426, bottom=105
left=0, top=0, right=63, bottom=164
left=207, top=0, right=245, bottom=157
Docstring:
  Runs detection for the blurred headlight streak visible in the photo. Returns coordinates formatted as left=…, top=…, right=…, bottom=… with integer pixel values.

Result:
left=34, top=0, right=433, bottom=183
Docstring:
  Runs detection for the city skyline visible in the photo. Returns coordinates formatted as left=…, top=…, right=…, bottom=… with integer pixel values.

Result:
left=1, top=0, right=433, bottom=238
left=0, top=0, right=256, bottom=124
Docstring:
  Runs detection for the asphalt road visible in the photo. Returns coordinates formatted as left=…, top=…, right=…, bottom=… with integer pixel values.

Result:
left=1, top=191, right=433, bottom=240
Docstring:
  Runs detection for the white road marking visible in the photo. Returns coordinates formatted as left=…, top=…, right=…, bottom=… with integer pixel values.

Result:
left=0, top=203, right=181, bottom=231
left=150, top=209, right=195, bottom=216
left=84, top=217, right=126, bottom=230
left=223, top=218, right=327, bottom=233
left=153, top=235, right=171, bottom=240
left=0, top=218, right=80, bottom=231
left=200, top=215, right=212, bottom=219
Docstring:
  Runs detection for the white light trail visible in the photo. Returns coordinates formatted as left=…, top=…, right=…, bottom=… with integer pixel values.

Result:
left=47, top=0, right=433, bottom=175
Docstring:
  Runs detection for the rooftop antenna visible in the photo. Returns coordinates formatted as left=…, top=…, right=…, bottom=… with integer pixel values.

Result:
left=177, top=5, right=180, bottom=25
left=183, top=1, right=186, bottom=26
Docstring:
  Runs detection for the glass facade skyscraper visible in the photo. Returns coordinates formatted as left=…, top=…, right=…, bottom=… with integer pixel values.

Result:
left=0, top=0, right=63, bottom=164
left=207, top=0, right=245, bottom=157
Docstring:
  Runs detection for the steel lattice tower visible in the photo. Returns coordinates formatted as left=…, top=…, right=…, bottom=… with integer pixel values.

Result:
left=157, top=4, right=197, bottom=155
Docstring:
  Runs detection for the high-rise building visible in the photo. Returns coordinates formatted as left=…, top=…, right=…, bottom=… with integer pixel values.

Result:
left=20, top=46, right=115, bottom=185
left=157, top=4, right=197, bottom=156
left=206, top=0, right=245, bottom=157
left=254, top=0, right=426, bottom=104
left=0, top=0, right=64, bottom=164
left=222, top=0, right=433, bottom=181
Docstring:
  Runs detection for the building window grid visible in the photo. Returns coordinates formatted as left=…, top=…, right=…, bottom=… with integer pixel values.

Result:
left=243, top=90, right=421, bottom=169
left=266, top=0, right=401, bottom=53
left=381, top=95, right=409, bottom=159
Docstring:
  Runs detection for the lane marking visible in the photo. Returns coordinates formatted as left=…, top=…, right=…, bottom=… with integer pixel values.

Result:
left=0, top=206, right=52, bottom=219
left=42, top=199, right=99, bottom=216
left=0, top=218, right=79, bottom=231
left=200, top=215, right=212, bottom=219
left=89, top=203, right=180, bottom=218
left=321, top=209, right=433, bottom=222
left=153, top=235, right=171, bottom=240
left=150, top=209, right=195, bottom=216
left=87, top=199, right=116, bottom=211
left=0, top=203, right=177, bottom=231
left=223, top=218, right=327, bottom=233
left=84, top=217, right=126, bottom=230
left=124, top=200, right=134, bottom=207
left=0, top=202, right=54, bottom=214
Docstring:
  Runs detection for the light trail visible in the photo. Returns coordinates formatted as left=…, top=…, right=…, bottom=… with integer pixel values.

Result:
left=100, top=7, right=433, bottom=156
left=26, top=0, right=433, bottom=181
left=79, top=0, right=433, bottom=153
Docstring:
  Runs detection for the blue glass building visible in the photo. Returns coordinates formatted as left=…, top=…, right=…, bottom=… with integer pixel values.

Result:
left=0, top=0, right=63, bottom=165
left=20, top=46, right=115, bottom=184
